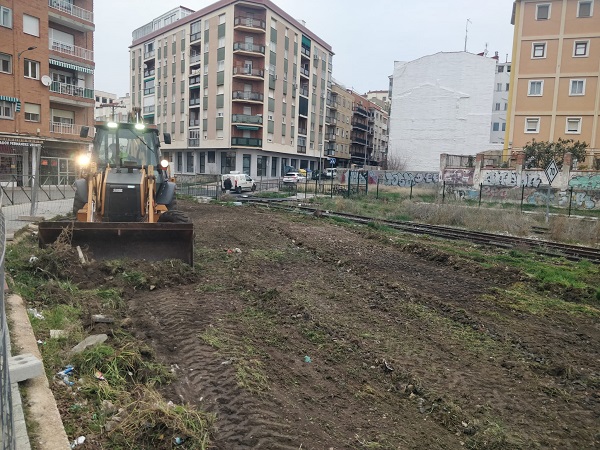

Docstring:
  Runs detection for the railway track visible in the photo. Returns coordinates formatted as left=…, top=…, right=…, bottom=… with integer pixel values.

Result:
left=248, top=200, right=600, bottom=264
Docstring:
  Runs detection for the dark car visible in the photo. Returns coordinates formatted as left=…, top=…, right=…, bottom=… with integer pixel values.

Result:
left=311, top=170, right=332, bottom=181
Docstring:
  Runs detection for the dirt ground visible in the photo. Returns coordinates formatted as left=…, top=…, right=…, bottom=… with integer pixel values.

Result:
left=42, top=200, right=600, bottom=449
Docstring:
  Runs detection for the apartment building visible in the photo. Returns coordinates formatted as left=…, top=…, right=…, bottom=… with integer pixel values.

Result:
left=389, top=52, right=500, bottom=171
left=324, top=81, right=352, bottom=168
left=0, top=0, right=95, bottom=185
left=94, top=91, right=131, bottom=122
left=506, top=0, right=600, bottom=164
left=491, top=60, right=511, bottom=144
left=365, top=90, right=391, bottom=113
left=129, top=0, right=334, bottom=178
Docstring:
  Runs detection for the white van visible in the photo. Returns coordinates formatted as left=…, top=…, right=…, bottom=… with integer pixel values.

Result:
left=325, top=168, right=337, bottom=178
left=221, top=171, right=256, bottom=194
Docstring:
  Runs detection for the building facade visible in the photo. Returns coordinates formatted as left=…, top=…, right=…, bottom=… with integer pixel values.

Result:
left=491, top=59, right=511, bottom=144
left=129, top=0, right=334, bottom=178
left=0, top=0, right=95, bottom=186
left=506, top=0, right=600, bottom=165
left=94, top=91, right=131, bottom=122
left=365, top=90, right=391, bottom=113
left=389, top=52, right=501, bottom=171
left=325, top=81, right=353, bottom=168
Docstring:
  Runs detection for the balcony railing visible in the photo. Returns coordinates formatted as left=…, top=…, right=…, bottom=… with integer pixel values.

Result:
left=189, top=97, right=200, bottom=106
left=299, top=88, right=309, bottom=97
left=49, top=121, right=91, bottom=136
left=326, top=116, right=336, bottom=124
left=301, top=46, right=310, bottom=58
left=233, top=42, right=265, bottom=54
left=300, top=67, right=309, bottom=77
left=143, top=105, right=155, bottom=114
left=353, top=105, right=368, bottom=116
left=190, top=53, right=201, bottom=64
left=232, top=114, right=263, bottom=125
left=297, top=145, right=307, bottom=154
left=325, top=133, right=336, bottom=141
left=234, top=16, right=266, bottom=31
left=188, top=139, right=200, bottom=147
left=233, top=66, right=264, bottom=78
left=352, top=121, right=368, bottom=131
left=49, top=39, right=93, bottom=62
left=144, top=50, right=155, bottom=60
left=232, top=137, right=262, bottom=147
left=48, top=0, right=93, bottom=23
left=189, top=119, right=200, bottom=127
left=352, top=137, right=367, bottom=145
left=189, top=75, right=201, bottom=85
left=232, top=91, right=264, bottom=102
left=190, top=32, right=201, bottom=42
left=50, top=81, right=93, bottom=99
left=144, top=87, right=155, bottom=95
left=144, top=69, right=155, bottom=77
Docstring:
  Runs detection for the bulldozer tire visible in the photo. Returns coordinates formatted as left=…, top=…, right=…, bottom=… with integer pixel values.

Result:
left=158, top=210, right=190, bottom=223
left=166, top=199, right=178, bottom=210
left=72, top=197, right=85, bottom=216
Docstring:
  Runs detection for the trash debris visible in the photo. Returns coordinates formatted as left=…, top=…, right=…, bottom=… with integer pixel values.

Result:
left=174, top=437, right=184, bottom=445
left=304, top=356, right=312, bottom=363
left=28, top=256, right=38, bottom=264
left=36, top=339, right=44, bottom=345
left=382, top=359, right=394, bottom=372
left=91, top=314, right=115, bottom=324
left=57, top=365, right=74, bottom=377
left=50, top=329, right=67, bottom=339
left=226, top=248, right=242, bottom=255
left=70, top=334, right=108, bottom=354
left=95, top=370, right=105, bottom=381
left=70, top=436, right=85, bottom=448
left=27, top=308, right=44, bottom=320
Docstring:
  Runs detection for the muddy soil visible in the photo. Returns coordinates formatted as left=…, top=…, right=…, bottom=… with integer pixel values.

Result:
left=74, top=201, right=600, bottom=448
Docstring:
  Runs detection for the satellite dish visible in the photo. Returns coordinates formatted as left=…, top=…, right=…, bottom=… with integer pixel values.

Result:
left=41, top=75, right=51, bottom=87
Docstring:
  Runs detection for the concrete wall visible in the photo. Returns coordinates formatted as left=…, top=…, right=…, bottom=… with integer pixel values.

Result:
left=389, top=52, right=502, bottom=172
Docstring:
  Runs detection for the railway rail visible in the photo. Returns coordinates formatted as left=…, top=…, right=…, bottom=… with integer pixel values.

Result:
left=247, top=200, right=600, bottom=264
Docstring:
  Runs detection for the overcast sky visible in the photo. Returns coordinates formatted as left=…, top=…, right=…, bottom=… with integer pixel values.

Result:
left=94, top=0, right=515, bottom=97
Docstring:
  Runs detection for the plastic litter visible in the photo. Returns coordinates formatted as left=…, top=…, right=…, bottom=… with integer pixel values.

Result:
left=174, top=437, right=184, bottom=445
left=304, top=356, right=312, bottom=363
left=95, top=370, right=105, bottom=381
left=29, top=256, right=38, bottom=264
left=70, top=436, right=85, bottom=448
left=57, top=365, right=74, bottom=377
left=27, top=308, right=44, bottom=320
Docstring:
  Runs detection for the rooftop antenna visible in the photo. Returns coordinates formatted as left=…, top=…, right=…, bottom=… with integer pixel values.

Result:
left=464, top=18, right=472, bottom=52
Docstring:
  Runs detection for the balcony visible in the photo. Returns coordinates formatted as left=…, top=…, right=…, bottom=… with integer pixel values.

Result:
left=190, top=52, right=201, bottom=64
left=233, top=42, right=266, bottom=55
left=49, top=39, right=93, bottom=62
left=300, top=66, right=310, bottom=78
left=188, top=138, right=200, bottom=147
left=232, top=137, right=262, bottom=147
left=301, top=46, right=310, bottom=58
left=143, top=87, right=155, bottom=96
left=143, top=105, right=155, bottom=115
left=144, top=50, right=155, bottom=60
left=189, top=119, right=200, bottom=127
left=189, top=97, right=201, bottom=106
left=298, top=128, right=307, bottom=135
left=48, top=0, right=93, bottom=25
left=189, top=75, right=201, bottom=86
left=232, top=114, right=263, bottom=125
left=352, top=137, right=367, bottom=145
left=144, top=69, right=155, bottom=78
left=234, top=16, right=266, bottom=32
left=232, top=91, right=264, bottom=102
left=50, top=81, right=93, bottom=99
left=49, top=121, right=91, bottom=136
left=297, top=145, right=307, bottom=154
left=190, top=32, right=201, bottom=42
left=325, top=133, right=336, bottom=141
left=326, top=116, right=336, bottom=124
left=233, top=66, right=264, bottom=79
left=353, top=105, right=368, bottom=117
left=352, top=121, right=368, bottom=131
left=299, top=87, right=309, bottom=97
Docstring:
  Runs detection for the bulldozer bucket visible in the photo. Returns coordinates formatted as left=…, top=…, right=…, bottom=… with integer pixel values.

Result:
left=38, top=221, right=194, bottom=265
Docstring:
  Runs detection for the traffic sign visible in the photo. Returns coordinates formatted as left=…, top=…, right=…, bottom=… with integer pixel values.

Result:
left=544, top=161, right=559, bottom=185
left=329, top=157, right=336, bottom=167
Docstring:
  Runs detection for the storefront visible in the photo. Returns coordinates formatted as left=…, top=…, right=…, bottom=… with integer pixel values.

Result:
left=0, top=137, right=40, bottom=187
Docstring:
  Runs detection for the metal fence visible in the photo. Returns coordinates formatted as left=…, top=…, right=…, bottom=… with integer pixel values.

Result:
left=0, top=204, right=15, bottom=450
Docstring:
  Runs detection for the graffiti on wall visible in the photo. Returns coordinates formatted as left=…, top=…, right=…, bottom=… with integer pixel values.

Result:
left=442, top=169, right=474, bottom=185
left=569, top=174, right=600, bottom=190
left=558, top=191, right=598, bottom=209
left=382, top=171, right=439, bottom=187
left=480, top=171, right=543, bottom=188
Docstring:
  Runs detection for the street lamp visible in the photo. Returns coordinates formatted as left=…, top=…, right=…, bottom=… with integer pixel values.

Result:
left=17, top=46, right=37, bottom=60
left=15, top=46, right=37, bottom=133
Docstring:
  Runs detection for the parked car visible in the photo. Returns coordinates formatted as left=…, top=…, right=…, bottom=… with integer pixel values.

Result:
left=282, top=172, right=307, bottom=184
left=311, top=170, right=332, bottom=180
left=221, top=172, right=256, bottom=193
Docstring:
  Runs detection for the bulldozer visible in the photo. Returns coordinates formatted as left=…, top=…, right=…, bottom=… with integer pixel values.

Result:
left=38, top=117, right=194, bottom=265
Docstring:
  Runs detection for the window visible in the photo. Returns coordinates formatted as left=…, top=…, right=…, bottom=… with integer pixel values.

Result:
left=573, top=40, right=589, bottom=57
left=186, top=152, right=194, bottom=172
left=570, top=79, right=586, bottom=95
left=525, top=117, right=540, bottom=133
left=23, top=59, right=39, bottom=79
left=502, top=123, right=506, bottom=131
left=528, top=80, right=544, bottom=96
left=506, top=83, right=510, bottom=91
left=0, top=100, right=14, bottom=119
left=493, top=122, right=500, bottom=131
left=536, top=3, right=551, bottom=20
left=532, top=42, right=547, bottom=58
left=0, top=52, right=11, bottom=73
left=0, top=6, right=12, bottom=28
left=566, top=117, right=582, bottom=134
left=495, top=103, right=501, bottom=111
left=208, top=151, right=215, bottom=163
left=578, top=0, right=593, bottom=17
left=496, top=83, right=502, bottom=92
left=23, top=14, right=39, bottom=36
left=24, top=103, right=40, bottom=122
left=219, top=13, right=225, bottom=24
left=497, top=65, right=504, bottom=73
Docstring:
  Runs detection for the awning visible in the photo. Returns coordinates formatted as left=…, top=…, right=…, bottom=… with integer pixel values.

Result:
left=0, top=95, right=21, bottom=111
left=49, top=58, right=94, bottom=74
left=235, top=125, right=259, bottom=131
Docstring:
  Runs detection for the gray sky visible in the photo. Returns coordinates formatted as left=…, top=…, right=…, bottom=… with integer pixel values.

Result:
left=94, top=0, right=515, bottom=97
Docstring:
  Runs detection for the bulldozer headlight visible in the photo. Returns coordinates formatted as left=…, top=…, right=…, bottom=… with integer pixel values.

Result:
left=135, top=122, right=145, bottom=130
left=107, top=121, right=118, bottom=129
left=160, top=159, right=169, bottom=169
left=77, top=154, right=91, bottom=166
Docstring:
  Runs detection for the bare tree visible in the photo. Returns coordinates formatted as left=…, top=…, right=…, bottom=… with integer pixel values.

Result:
left=383, top=152, right=410, bottom=171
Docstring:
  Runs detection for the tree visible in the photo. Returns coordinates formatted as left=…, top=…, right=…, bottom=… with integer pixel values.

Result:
left=522, top=138, right=588, bottom=169
left=383, top=152, right=410, bottom=171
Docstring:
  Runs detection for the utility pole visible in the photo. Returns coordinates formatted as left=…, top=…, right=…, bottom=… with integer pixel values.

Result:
left=97, top=101, right=126, bottom=122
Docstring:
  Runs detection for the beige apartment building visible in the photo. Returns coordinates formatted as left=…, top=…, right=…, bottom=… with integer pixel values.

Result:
left=506, top=0, right=600, bottom=165
left=0, top=0, right=95, bottom=185
left=130, top=0, right=334, bottom=178
left=325, top=82, right=352, bottom=168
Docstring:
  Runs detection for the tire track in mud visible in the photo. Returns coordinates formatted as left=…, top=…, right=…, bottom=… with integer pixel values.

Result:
left=129, top=285, right=302, bottom=449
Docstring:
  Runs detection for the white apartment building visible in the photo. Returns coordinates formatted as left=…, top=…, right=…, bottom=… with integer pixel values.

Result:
left=491, top=59, right=511, bottom=144
left=389, top=51, right=502, bottom=171
left=94, top=91, right=131, bottom=122
left=129, top=0, right=333, bottom=177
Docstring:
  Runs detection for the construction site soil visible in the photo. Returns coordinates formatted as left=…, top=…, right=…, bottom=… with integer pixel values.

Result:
left=39, top=201, right=600, bottom=449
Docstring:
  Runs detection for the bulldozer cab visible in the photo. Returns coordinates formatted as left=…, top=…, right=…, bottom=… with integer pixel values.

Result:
left=94, top=124, right=161, bottom=169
